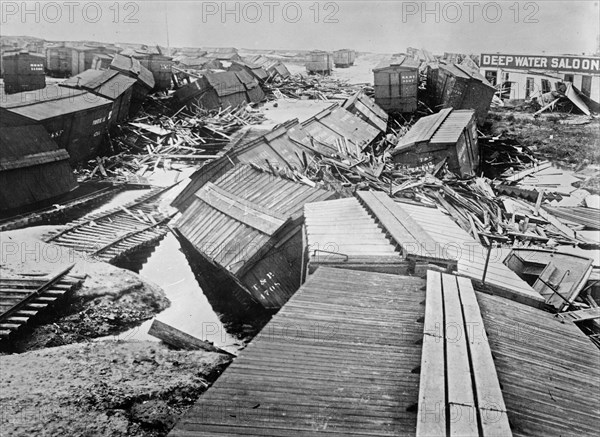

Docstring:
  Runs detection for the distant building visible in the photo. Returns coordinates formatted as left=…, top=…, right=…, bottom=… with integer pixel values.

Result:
left=480, top=53, right=600, bottom=104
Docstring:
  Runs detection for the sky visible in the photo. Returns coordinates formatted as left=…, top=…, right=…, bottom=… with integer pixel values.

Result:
left=1, top=1, right=599, bottom=55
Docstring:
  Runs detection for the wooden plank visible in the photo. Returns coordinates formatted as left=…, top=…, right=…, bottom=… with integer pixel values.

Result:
left=456, top=276, right=512, bottom=437
left=148, top=319, right=235, bottom=357
left=442, top=274, right=479, bottom=436
left=196, top=182, right=289, bottom=236
left=416, top=271, right=446, bottom=437
left=563, top=307, right=600, bottom=322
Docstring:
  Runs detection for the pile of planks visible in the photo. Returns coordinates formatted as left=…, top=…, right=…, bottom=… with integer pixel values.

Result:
left=264, top=74, right=371, bottom=101
left=81, top=102, right=266, bottom=181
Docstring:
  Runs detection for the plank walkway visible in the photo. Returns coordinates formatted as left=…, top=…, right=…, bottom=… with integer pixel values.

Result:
left=417, top=271, right=511, bottom=436
left=304, top=198, right=407, bottom=274
left=169, top=267, right=426, bottom=436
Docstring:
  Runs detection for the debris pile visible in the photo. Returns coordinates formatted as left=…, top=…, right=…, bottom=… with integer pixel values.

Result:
left=264, top=74, right=371, bottom=101
left=81, top=102, right=266, bottom=181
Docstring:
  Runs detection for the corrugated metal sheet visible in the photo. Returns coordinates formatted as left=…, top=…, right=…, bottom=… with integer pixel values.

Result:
left=173, top=164, right=336, bottom=308
left=304, top=197, right=406, bottom=274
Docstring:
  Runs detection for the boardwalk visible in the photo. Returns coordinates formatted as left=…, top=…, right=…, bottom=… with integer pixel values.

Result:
left=170, top=267, right=426, bottom=436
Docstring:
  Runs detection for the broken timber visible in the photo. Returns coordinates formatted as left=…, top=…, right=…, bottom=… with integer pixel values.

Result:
left=148, top=319, right=235, bottom=357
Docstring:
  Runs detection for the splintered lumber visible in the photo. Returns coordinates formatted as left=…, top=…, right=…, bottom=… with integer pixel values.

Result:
left=148, top=319, right=235, bottom=356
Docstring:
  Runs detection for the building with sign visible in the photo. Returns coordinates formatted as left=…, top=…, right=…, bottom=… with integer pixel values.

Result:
left=480, top=53, right=600, bottom=105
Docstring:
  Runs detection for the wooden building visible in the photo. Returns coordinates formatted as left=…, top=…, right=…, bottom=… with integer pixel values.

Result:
left=391, top=108, right=479, bottom=176
left=0, top=125, right=77, bottom=210
left=109, top=54, right=155, bottom=116
left=1, top=51, right=46, bottom=94
left=427, top=62, right=496, bottom=123
left=59, top=69, right=137, bottom=128
left=0, top=85, right=113, bottom=164
left=172, top=164, right=336, bottom=309
left=373, top=56, right=420, bottom=113
left=305, top=50, right=334, bottom=75
left=333, top=49, right=356, bottom=68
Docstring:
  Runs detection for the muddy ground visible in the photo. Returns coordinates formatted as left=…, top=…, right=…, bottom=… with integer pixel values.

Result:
left=1, top=226, right=170, bottom=353
left=0, top=341, right=231, bottom=437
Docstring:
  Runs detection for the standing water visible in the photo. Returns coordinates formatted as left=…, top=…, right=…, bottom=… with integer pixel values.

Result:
left=110, top=232, right=271, bottom=355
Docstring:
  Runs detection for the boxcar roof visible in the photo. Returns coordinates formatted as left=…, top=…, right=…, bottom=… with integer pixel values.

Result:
left=0, top=84, right=112, bottom=120
left=60, top=69, right=137, bottom=99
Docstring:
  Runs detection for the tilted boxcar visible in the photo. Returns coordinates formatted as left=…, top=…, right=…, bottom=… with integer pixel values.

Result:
left=391, top=108, right=479, bottom=176
left=306, top=50, right=334, bottom=75
left=427, top=63, right=496, bottom=123
left=333, top=49, right=356, bottom=68
left=373, top=56, right=420, bottom=113
left=228, top=60, right=269, bottom=83
left=173, top=71, right=250, bottom=111
left=130, top=49, right=174, bottom=91
left=0, top=85, right=113, bottom=164
left=2, top=51, right=46, bottom=94
left=0, top=125, right=77, bottom=210
left=109, top=54, right=155, bottom=116
left=172, top=164, right=337, bottom=309
left=60, top=69, right=137, bottom=128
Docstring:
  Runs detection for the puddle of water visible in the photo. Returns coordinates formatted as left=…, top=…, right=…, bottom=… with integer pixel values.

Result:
left=111, top=232, right=269, bottom=355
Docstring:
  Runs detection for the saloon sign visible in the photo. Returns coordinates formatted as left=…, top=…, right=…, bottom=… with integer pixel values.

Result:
left=480, top=53, right=600, bottom=74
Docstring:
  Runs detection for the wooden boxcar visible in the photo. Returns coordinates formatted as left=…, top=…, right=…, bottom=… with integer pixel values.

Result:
left=228, top=60, right=268, bottom=83
left=305, top=50, right=333, bottom=75
left=2, top=51, right=46, bottom=94
left=373, top=56, right=420, bottom=113
left=391, top=108, right=479, bottom=176
left=45, top=43, right=72, bottom=77
left=173, top=164, right=336, bottom=309
left=0, top=85, right=113, bottom=164
left=109, top=54, right=155, bottom=116
left=245, top=55, right=291, bottom=80
left=427, top=63, right=496, bottom=123
left=173, top=71, right=253, bottom=111
left=0, top=125, right=77, bottom=210
left=60, top=69, right=137, bottom=128
left=333, top=49, right=356, bottom=68
left=130, top=49, right=174, bottom=91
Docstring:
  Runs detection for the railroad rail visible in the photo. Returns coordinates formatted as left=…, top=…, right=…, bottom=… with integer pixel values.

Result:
left=45, top=185, right=177, bottom=264
left=0, top=265, right=82, bottom=341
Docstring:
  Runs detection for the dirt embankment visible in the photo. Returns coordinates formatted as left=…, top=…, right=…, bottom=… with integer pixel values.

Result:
left=1, top=226, right=170, bottom=353
left=0, top=341, right=232, bottom=436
